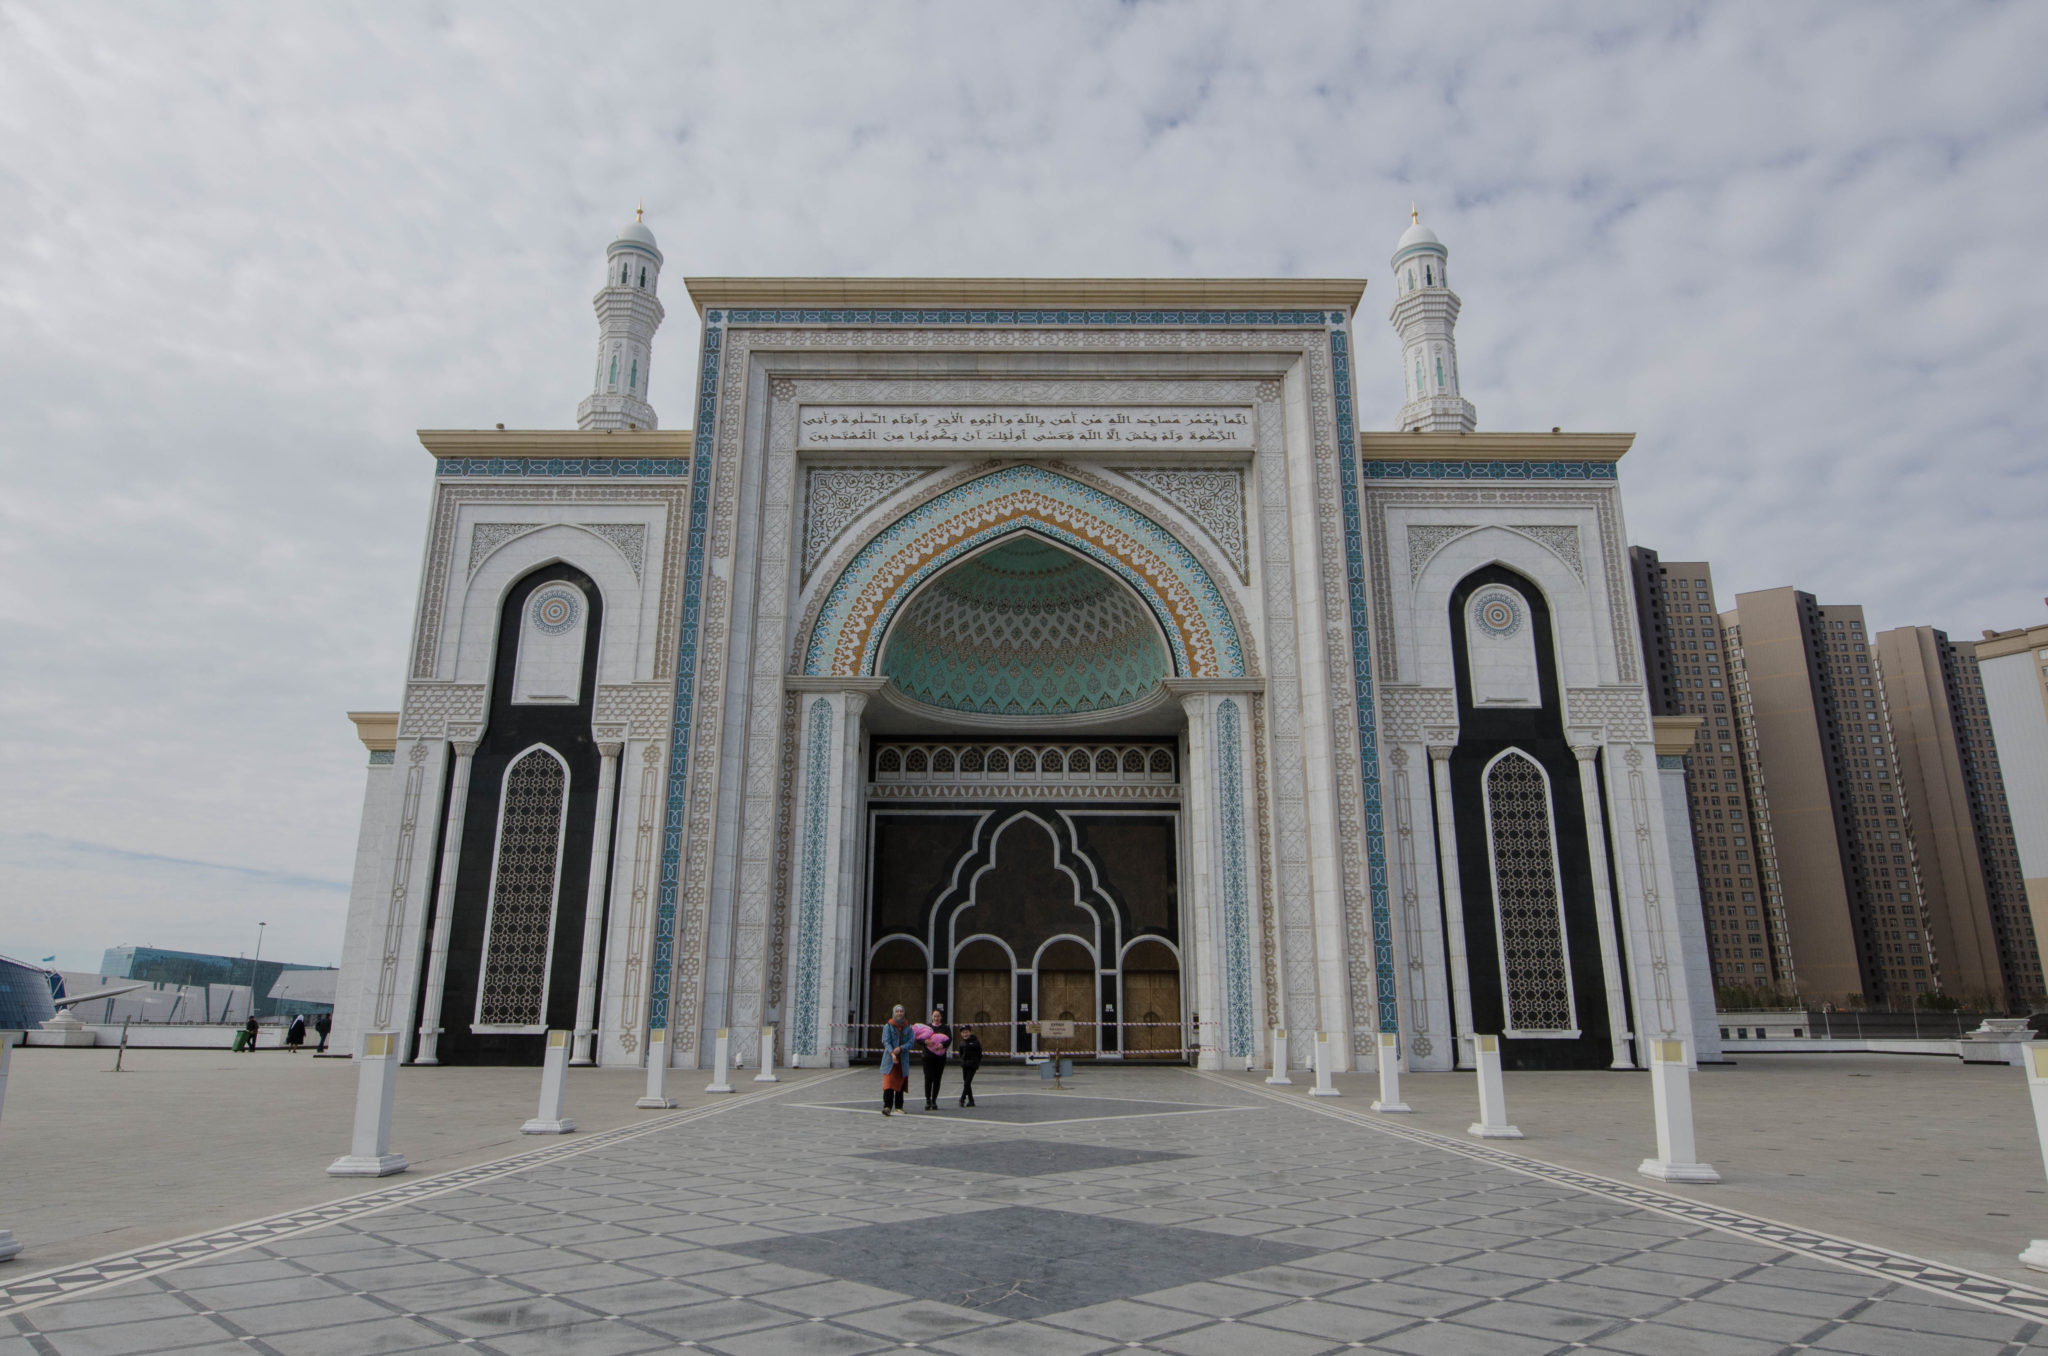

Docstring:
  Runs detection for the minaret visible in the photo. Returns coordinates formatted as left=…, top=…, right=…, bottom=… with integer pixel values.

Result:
left=575, top=208, right=665, bottom=431
left=1389, top=207, right=1476, bottom=433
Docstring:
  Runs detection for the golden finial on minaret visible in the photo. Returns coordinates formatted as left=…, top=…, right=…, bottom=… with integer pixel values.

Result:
left=636, top=201, right=644, bottom=223
left=1411, top=202, right=1419, bottom=224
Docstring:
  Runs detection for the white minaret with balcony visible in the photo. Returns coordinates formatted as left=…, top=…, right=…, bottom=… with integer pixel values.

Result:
left=575, top=209, right=665, bottom=431
left=1389, top=208, right=1476, bottom=433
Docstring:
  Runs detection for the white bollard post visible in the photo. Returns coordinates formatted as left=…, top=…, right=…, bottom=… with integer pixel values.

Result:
left=1638, top=1038, right=1719, bottom=1183
left=754, top=1024, right=781, bottom=1083
left=0, top=1032, right=22, bottom=1258
left=1309, top=1031, right=1341, bottom=1097
left=2018, top=1046, right=2048, bottom=1270
left=1468, top=1034, right=1522, bottom=1138
left=1265, top=1028, right=1292, bottom=1085
left=521, top=1030, right=577, bottom=1134
left=705, top=1027, right=735, bottom=1094
left=637, top=1027, right=676, bottom=1109
left=327, top=1032, right=409, bottom=1176
left=1371, top=1031, right=1412, bottom=1113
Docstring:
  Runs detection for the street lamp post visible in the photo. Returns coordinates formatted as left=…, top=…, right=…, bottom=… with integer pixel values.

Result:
left=249, top=922, right=266, bottom=1022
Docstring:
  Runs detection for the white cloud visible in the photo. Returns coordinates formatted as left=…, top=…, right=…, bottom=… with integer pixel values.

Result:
left=0, top=1, right=2041, bottom=964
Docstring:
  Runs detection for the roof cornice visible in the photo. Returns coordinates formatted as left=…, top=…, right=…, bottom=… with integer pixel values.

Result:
left=417, top=429, right=695, bottom=459
left=1357, top=431, right=1634, bottom=462
left=681, top=277, right=1368, bottom=314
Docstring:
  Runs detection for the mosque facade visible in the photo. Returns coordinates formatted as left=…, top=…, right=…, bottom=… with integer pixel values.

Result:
left=330, top=212, right=1715, bottom=1078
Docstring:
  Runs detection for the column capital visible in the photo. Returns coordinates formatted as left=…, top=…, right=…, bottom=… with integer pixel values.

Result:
left=1568, top=726, right=1605, bottom=762
left=450, top=736, right=481, bottom=758
left=842, top=690, right=872, bottom=723
left=596, top=739, right=625, bottom=758
left=1427, top=743, right=1455, bottom=763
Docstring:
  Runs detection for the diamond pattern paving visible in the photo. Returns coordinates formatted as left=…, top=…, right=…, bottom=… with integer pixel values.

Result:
left=6, top=1066, right=2048, bottom=1355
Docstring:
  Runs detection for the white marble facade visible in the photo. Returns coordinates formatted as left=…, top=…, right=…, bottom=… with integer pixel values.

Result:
left=331, top=217, right=1706, bottom=1077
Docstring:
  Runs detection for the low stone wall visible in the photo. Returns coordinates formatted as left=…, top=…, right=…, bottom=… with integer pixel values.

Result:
left=22, top=1024, right=300, bottom=1050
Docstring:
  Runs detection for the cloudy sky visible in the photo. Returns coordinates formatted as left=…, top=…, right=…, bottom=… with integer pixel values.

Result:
left=2, top=3, right=2042, bottom=973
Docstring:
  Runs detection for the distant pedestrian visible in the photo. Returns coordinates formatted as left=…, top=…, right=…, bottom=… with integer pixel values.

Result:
left=286, top=1014, right=307, bottom=1053
left=314, top=1012, right=331, bottom=1054
left=880, top=1005, right=913, bottom=1115
left=920, top=1008, right=951, bottom=1111
left=957, top=1025, right=982, bottom=1108
left=242, top=1014, right=260, bottom=1053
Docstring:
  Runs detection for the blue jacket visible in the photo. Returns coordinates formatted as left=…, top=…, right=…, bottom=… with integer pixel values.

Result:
left=881, top=1019, right=915, bottom=1073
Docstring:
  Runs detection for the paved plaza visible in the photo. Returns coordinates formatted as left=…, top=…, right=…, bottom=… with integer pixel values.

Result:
left=9, top=1056, right=2048, bottom=1352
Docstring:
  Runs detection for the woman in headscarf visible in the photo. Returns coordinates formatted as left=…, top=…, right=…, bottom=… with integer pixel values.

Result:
left=879, top=1004, right=913, bottom=1115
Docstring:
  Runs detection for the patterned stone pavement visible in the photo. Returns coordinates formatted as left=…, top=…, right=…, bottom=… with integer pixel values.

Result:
left=6, top=1065, right=2048, bottom=1355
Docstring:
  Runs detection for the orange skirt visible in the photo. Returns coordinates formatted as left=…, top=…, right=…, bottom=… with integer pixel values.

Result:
left=881, top=1064, right=908, bottom=1092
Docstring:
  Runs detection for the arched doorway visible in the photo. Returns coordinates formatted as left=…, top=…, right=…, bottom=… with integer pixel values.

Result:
left=1034, top=936, right=1098, bottom=1055
left=866, top=937, right=927, bottom=1045
left=950, top=936, right=1016, bottom=1054
left=1120, top=938, right=1183, bottom=1057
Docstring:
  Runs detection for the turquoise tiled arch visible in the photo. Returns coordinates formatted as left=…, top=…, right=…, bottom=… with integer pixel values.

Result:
left=802, top=464, right=1244, bottom=681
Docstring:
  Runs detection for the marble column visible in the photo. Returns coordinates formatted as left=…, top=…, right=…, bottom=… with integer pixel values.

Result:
left=786, top=680, right=881, bottom=1069
left=1428, top=740, right=1475, bottom=1067
left=571, top=738, right=623, bottom=1065
left=414, top=736, right=478, bottom=1065
left=1571, top=737, right=1635, bottom=1069
left=1173, top=683, right=1262, bottom=1070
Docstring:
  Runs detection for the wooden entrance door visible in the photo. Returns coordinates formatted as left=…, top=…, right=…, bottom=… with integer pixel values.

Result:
left=867, top=937, right=926, bottom=1058
left=1121, top=971, right=1183, bottom=1057
left=1036, top=970, right=1096, bottom=1053
left=953, top=970, right=1013, bottom=1054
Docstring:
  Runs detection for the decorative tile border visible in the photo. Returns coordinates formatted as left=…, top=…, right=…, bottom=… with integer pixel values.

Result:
left=647, top=320, right=725, bottom=1034
left=790, top=699, right=833, bottom=1057
left=435, top=457, right=688, bottom=477
left=1216, top=699, right=1254, bottom=1059
left=0, top=1072, right=848, bottom=1317
left=1212, top=1073, right=2048, bottom=1325
left=1363, top=459, right=1618, bottom=481
left=1329, top=326, right=1399, bottom=1036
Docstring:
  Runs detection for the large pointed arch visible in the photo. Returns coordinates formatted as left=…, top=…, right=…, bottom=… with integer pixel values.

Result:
left=800, top=464, right=1245, bottom=679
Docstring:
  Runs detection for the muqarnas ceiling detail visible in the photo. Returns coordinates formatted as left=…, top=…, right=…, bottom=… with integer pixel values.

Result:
left=879, top=536, right=1169, bottom=717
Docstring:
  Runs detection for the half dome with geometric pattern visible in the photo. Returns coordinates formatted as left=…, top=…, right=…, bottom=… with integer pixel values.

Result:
left=878, top=535, right=1171, bottom=718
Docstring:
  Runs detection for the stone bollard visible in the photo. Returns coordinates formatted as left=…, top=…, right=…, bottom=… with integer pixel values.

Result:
left=705, top=1028, right=735, bottom=1094
left=1, top=1031, right=21, bottom=1259
left=1638, top=1038, right=1718, bottom=1182
left=1265, top=1028, right=1293, bottom=1085
left=1468, top=1034, right=1522, bottom=1138
left=638, top=1028, right=677, bottom=1109
left=1309, top=1031, right=1341, bottom=1097
left=327, top=1032, right=409, bottom=1177
left=1371, top=1031, right=1412, bottom=1113
left=521, top=1030, right=577, bottom=1134
left=2019, top=1046, right=2048, bottom=1271
left=754, top=1025, right=781, bottom=1083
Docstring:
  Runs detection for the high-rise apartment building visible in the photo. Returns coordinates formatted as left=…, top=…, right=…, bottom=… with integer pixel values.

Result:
left=1628, top=550, right=1790, bottom=999
left=1876, top=627, right=2038, bottom=1008
left=1724, top=588, right=1936, bottom=1007
left=1976, top=619, right=2048, bottom=982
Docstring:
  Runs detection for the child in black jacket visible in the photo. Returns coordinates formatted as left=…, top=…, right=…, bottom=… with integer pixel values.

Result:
left=957, top=1027, right=984, bottom=1107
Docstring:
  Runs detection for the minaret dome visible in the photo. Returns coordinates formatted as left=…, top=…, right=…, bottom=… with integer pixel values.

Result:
left=576, top=208, right=666, bottom=431
left=1388, top=207, right=1476, bottom=434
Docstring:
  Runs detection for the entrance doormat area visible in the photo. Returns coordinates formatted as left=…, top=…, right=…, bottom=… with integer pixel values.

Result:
left=718, top=1204, right=1318, bottom=1319
left=857, top=1138, right=1190, bottom=1177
